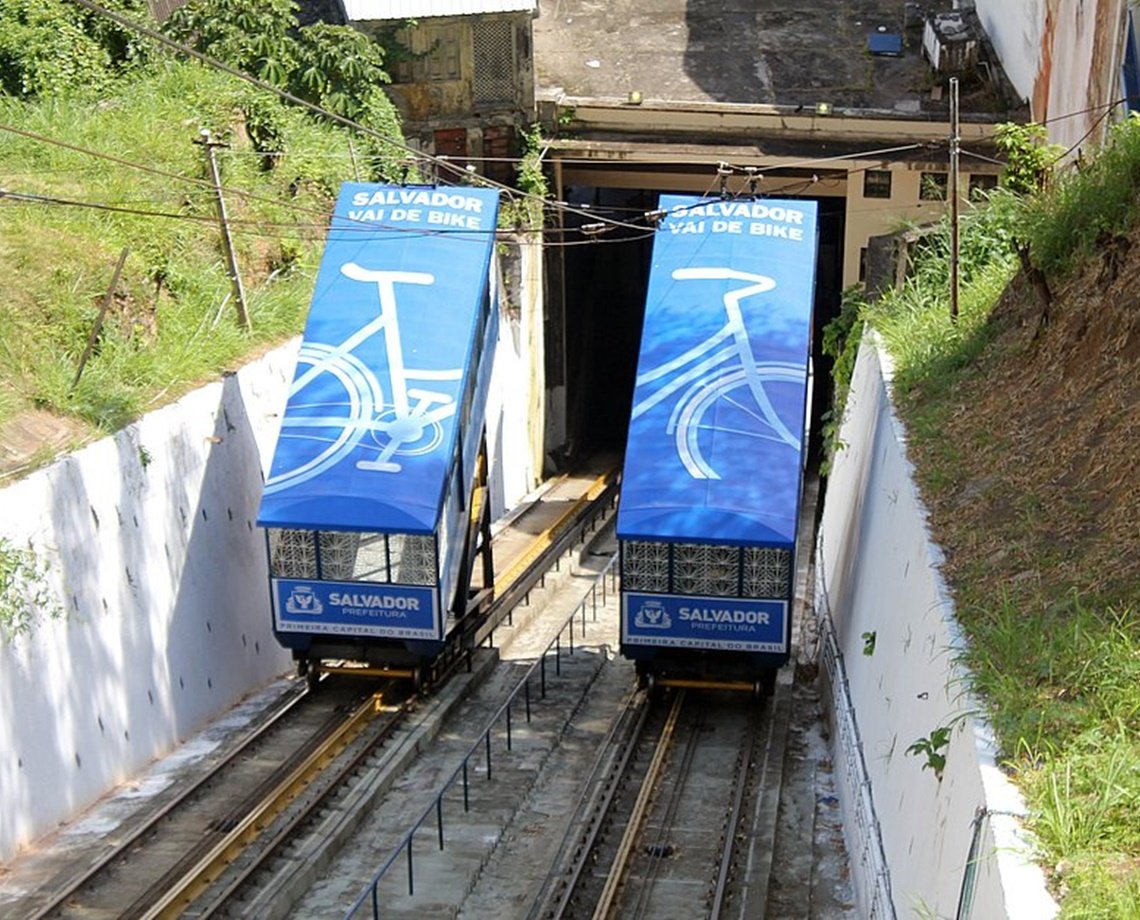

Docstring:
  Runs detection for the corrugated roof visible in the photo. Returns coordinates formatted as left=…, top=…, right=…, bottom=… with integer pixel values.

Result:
left=341, top=0, right=536, bottom=21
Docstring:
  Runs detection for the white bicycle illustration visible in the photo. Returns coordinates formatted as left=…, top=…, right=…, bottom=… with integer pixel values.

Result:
left=264, top=263, right=463, bottom=494
left=631, top=267, right=807, bottom=481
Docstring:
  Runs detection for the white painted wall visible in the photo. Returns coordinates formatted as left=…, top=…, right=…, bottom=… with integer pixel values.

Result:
left=976, top=0, right=1129, bottom=154
left=0, top=351, right=295, bottom=861
left=487, top=235, right=545, bottom=518
left=975, top=0, right=1043, bottom=104
left=0, top=276, right=540, bottom=861
left=817, top=334, right=1057, bottom=919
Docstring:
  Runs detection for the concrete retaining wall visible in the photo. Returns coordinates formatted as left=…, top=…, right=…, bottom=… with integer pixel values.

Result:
left=0, top=352, right=294, bottom=861
left=0, top=288, right=539, bottom=861
left=817, top=333, right=1057, bottom=919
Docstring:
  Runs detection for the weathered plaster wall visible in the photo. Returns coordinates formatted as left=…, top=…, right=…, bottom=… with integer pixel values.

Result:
left=817, top=334, right=1058, bottom=919
left=976, top=0, right=1126, bottom=154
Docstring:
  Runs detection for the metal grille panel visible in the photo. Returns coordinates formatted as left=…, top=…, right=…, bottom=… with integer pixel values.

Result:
left=472, top=20, right=514, bottom=104
left=622, top=540, right=670, bottom=592
left=743, top=547, right=792, bottom=598
left=351, top=534, right=389, bottom=583
left=674, top=543, right=739, bottom=597
left=318, top=531, right=360, bottom=581
left=269, top=529, right=316, bottom=579
left=389, top=534, right=437, bottom=585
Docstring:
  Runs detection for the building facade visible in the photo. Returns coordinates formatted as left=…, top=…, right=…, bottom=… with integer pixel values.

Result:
left=341, top=0, right=537, bottom=183
left=975, top=0, right=1140, bottom=155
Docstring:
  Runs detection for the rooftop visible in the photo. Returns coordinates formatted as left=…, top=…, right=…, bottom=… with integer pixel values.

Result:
left=341, top=0, right=535, bottom=21
left=534, top=0, right=1023, bottom=120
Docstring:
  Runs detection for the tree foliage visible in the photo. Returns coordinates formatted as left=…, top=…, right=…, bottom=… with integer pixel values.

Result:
left=0, top=0, right=151, bottom=98
left=994, top=121, right=1062, bottom=195
left=163, top=0, right=404, bottom=173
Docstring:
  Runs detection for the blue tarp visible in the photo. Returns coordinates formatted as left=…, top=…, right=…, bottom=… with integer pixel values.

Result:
left=257, top=183, right=500, bottom=534
left=616, top=194, right=819, bottom=548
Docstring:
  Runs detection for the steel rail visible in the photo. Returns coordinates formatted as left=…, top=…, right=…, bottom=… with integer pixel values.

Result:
left=136, top=691, right=394, bottom=919
left=344, top=551, right=621, bottom=919
left=492, top=468, right=617, bottom=596
left=472, top=466, right=619, bottom=648
left=626, top=700, right=708, bottom=920
left=709, top=711, right=762, bottom=919
left=537, top=689, right=653, bottom=920
left=190, top=698, right=410, bottom=917
left=28, top=682, right=310, bottom=920
left=591, top=691, right=686, bottom=920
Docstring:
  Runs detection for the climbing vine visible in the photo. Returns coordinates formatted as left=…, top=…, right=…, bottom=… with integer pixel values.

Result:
left=0, top=537, right=61, bottom=641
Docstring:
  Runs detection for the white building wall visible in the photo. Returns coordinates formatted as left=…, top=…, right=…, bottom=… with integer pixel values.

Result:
left=976, top=0, right=1129, bottom=154
left=817, top=334, right=1058, bottom=919
left=487, top=234, right=544, bottom=518
left=975, top=0, right=1044, bottom=104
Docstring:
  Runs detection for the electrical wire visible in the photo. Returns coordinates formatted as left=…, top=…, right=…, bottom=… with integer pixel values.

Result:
left=68, top=0, right=650, bottom=234
left=27, top=2, right=1109, bottom=251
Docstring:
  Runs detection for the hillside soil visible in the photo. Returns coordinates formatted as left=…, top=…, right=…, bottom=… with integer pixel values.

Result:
left=902, top=225, right=1140, bottom=610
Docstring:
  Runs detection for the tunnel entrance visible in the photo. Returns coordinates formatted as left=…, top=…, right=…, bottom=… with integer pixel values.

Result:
left=549, top=184, right=846, bottom=471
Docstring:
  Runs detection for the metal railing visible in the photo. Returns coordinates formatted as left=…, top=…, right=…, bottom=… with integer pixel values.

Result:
left=344, top=554, right=619, bottom=919
left=814, top=537, right=896, bottom=920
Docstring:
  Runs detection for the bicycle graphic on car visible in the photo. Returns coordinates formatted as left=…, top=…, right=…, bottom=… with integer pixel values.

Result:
left=263, top=263, right=461, bottom=494
left=630, top=267, right=806, bottom=481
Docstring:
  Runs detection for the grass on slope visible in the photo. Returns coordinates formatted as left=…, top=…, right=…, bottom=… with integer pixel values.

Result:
left=0, top=60, right=369, bottom=460
left=860, top=119, right=1140, bottom=918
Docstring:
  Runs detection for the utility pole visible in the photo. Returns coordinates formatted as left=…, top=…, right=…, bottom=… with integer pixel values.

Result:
left=72, top=247, right=129, bottom=391
left=196, top=128, right=250, bottom=331
left=949, top=76, right=961, bottom=322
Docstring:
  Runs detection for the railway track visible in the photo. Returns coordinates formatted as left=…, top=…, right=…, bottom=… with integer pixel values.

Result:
left=533, top=686, right=782, bottom=920
left=4, top=461, right=622, bottom=920
left=9, top=462, right=820, bottom=918
left=28, top=678, right=407, bottom=920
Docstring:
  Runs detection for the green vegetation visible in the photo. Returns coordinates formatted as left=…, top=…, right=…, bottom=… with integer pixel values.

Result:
left=905, top=725, right=951, bottom=781
left=854, top=117, right=1140, bottom=916
left=0, top=0, right=407, bottom=449
left=818, top=284, right=865, bottom=472
left=0, top=536, right=61, bottom=640
left=499, top=122, right=549, bottom=230
left=164, top=0, right=404, bottom=173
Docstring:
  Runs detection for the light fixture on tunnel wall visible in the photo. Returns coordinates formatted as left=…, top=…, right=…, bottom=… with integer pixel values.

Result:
left=627, top=90, right=643, bottom=105
left=816, top=102, right=833, bottom=116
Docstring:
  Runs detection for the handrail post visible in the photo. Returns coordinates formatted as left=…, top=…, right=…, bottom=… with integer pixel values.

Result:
left=436, top=796, right=444, bottom=850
